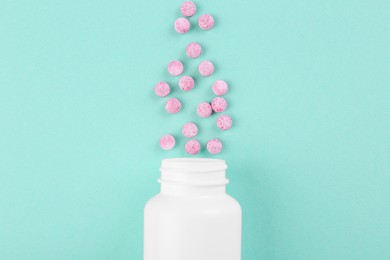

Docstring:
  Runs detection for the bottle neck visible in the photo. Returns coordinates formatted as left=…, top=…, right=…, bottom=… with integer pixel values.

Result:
left=158, top=158, right=229, bottom=197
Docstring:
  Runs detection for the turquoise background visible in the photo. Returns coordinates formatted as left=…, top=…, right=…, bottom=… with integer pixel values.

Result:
left=1, top=0, right=389, bottom=259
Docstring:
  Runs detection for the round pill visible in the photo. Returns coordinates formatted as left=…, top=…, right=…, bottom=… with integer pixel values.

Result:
left=185, top=139, right=201, bottom=155
left=198, top=60, right=214, bottom=77
left=211, top=97, right=227, bottom=113
left=165, top=98, right=181, bottom=114
left=168, top=60, right=184, bottom=76
left=212, top=80, right=228, bottom=96
left=174, top=18, right=190, bottom=34
left=198, top=14, right=214, bottom=30
left=180, top=1, right=196, bottom=17
left=178, top=76, right=195, bottom=91
left=182, top=122, right=198, bottom=138
left=207, top=138, right=222, bottom=154
left=216, top=114, right=232, bottom=130
left=154, top=81, right=170, bottom=97
left=186, top=42, right=202, bottom=58
left=197, top=102, right=212, bottom=118
left=160, top=134, right=175, bottom=150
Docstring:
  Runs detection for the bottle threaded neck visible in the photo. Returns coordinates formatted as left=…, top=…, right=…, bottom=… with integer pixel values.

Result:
left=159, top=158, right=228, bottom=188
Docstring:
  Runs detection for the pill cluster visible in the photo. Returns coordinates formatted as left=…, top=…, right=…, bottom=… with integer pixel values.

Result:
left=174, top=2, right=214, bottom=34
left=154, top=1, right=233, bottom=155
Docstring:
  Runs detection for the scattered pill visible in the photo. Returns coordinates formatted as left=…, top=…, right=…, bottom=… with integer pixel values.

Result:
left=212, top=80, right=228, bottom=96
left=154, top=82, right=170, bottom=97
left=180, top=1, right=196, bottom=17
left=207, top=138, right=222, bottom=154
left=185, top=139, right=201, bottom=155
left=165, top=98, right=181, bottom=113
left=186, top=42, right=202, bottom=58
left=182, top=122, right=198, bottom=138
left=178, top=75, right=195, bottom=91
left=160, top=134, right=175, bottom=150
left=211, top=97, right=227, bottom=112
left=197, top=102, right=213, bottom=117
left=198, top=60, right=214, bottom=77
left=198, top=14, right=214, bottom=30
left=216, top=114, right=232, bottom=130
left=168, top=60, right=184, bottom=76
left=174, top=18, right=190, bottom=34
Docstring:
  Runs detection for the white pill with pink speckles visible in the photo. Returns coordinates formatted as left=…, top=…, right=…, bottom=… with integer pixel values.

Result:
left=154, top=82, right=170, bottom=97
left=211, top=97, right=227, bottom=113
left=185, top=139, right=201, bottom=155
left=198, top=14, right=214, bottom=30
left=207, top=138, right=222, bottom=154
left=197, top=102, right=212, bottom=118
left=168, top=60, right=184, bottom=76
left=165, top=98, right=181, bottom=114
left=174, top=18, right=190, bottom=34
left=198, top=60, right=214, bottom=77
left=186, top=42, right=202, bottom=59
left=160, top=134, right=175, bottom=150
left=217, top=114, right=232, bottom=130
left=178, top=76, right=194, bottom=91
left=182, top=122, right=198, bottom=138
left=180, top=1, right=196, bottom=17
left=212, top=80, right=228, bottom=96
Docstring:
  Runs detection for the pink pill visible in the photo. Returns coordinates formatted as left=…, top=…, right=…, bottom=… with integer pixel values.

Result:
left=180, top=1, right=196, bottom=17
left=216, top=114, right=232, bottom=130
left=178, top=75, right=195, bottom=91
left=174, top=17, right=190, bottom=34
left=186, top=42, right=202, bottom=59
left=160, top=134, right=175, bottom=150
left=198, top=14, right=214, bottom=30
left=185, top=139, right=201, bottom=155
left=211, top=97, right=227, bottom=113
left=165, top=98, right=181, bottom=114
left=212, top=80, right=228, bottom=96
left=154, top=81, right=170, bottom=97
left=182, top=122, right=198, bottom=138
left=197, top=102, right=212, bottom=118
left=168, top=60, right=184, bottom=76
left=207, top=138, right=222, bottom=154
left=198, top=60, right=214, bottom=77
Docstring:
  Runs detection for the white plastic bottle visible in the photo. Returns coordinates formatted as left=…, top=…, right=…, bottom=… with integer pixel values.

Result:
left=144, top=158, right=242, bottom=260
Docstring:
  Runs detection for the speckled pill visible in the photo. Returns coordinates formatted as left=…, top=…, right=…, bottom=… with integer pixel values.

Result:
left=165, top=98, right=181, bottom=114
left=186, top=42, right=202, bottom=58
left=197, top=102, right=212, bottom=118
left=174, top=18, right=190, bottom=34
left=216, top=114, right=232, bottom=130
left=178, top=75, right=195, bottom=91
left=180, top=1, right=196, bottom=17
left=198, top=14, right=214, bottom=30
left=185, top=139, right=201, bottom=155
left=207, top=138, right=222, bottom=154
left=198, top=60, right=214, bottom=77
left=154, top=81, right=170, bottom=97
left=160, top=134, right=175, bottom=150
left=168, top=60, right=184, bottom=76
left=211, top=97, right=227, bottom=112
left=182, top=122, right=198, bottom=138
left=212, top=80, right=228, bottom=96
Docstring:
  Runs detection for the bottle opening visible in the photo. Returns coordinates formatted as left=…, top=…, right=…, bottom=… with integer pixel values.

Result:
left=159, top=158, right=228, bottom=187
left=160, top=158, right=227, bottom=173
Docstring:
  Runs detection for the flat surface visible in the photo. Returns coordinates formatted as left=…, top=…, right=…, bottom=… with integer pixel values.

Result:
left=1, top=0, right=389, bottom=259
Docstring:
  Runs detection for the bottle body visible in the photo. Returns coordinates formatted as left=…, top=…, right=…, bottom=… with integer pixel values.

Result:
left=144, top=158, right=242, bottom=260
